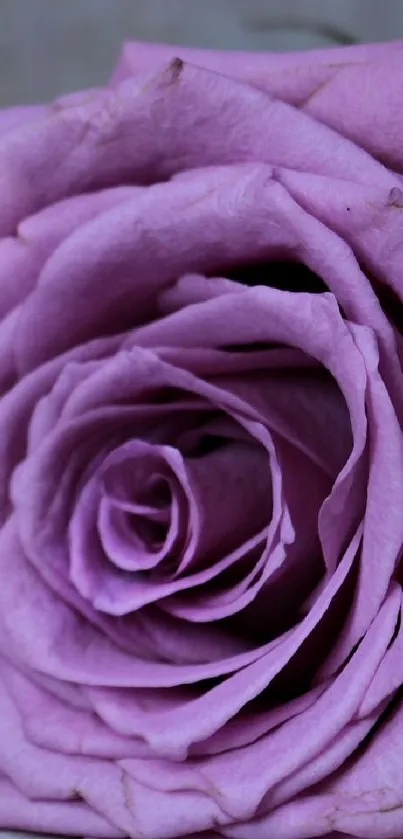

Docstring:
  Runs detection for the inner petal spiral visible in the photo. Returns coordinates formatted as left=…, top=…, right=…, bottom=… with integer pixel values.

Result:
left=68, top=435, right=273, bottom=614
left=98, top=450, right=183, bottom=574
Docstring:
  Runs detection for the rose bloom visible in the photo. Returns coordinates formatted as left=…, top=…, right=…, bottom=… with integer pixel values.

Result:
left=0, top=38, right=403, bottom=839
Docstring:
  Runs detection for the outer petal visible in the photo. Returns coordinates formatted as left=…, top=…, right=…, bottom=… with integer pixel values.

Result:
left=111, top=40, right=399, bottom=88
left=116, top=586, right=401, bottom=834
left=0, top=58, right=396, bottom=236
left=221, top=595, right=403, bottom=837
left=16, top=162, right=401, bottom=416
left=0, top=185, right=141, bottom=320
left=0, top=104, right=46, bottom=134
left=244, top=687, right=403, bottom=839
left=276, top=168, right=403, bottom=326
left=0, top=778, right=122, bottom=838
left=112, top=40, right=403, bottom=172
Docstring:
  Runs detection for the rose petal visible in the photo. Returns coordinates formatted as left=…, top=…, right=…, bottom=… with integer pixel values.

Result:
left=164, top=437, right=325, bottom=624
left=2, top=660, right=147, bottom=759
left=0, top=59, right=396, bottom=236
left=0, top=186, right=139, bottom=321
left=252, top=672, right=403, bottom=839
left=112, top=40, right=403, bottom=172
left=0, top=105, right=46, bottom=133
left=0, top=333, right=124, bottom=523
left=0, top=778, right=120, bottom=838
left=111, top=39, right=397, bottom=92
left=16, top=162, right=399, bottom=384
left=0, top=520, right=285, bottom=687
left=318, top=323, right=403, bottom=677
left=120, top=584, right=400, bottom=827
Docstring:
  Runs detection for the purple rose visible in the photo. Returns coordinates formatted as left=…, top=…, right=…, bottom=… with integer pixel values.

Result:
left=0, top=39, right=403, bottom=839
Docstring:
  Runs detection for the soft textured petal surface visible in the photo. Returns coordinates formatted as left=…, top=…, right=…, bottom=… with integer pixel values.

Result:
left=112, top=40, right=403, bottom=172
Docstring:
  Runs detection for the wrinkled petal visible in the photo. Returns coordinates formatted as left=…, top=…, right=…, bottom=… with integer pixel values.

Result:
left=111, top=39, right=399, bottom=90
left=0, top=520, right=284, bottom=687
left=112, top=40, right=403, bottom=172
left=0, top=59, right=396, bottom=238
left=0, top=104, right=46, bottom=134
left=0, top=185, right=139, bottom=321
left=248, top=667, right=403, bottom=839
left=276, top=168, right=403, bottom=338
left=119, top=585, right=400, bottom=830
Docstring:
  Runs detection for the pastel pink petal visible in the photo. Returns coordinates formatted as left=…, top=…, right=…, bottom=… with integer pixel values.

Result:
left=258, top=670, right=403, bottom=839
left=357, top=599, right=403, bottom=718
left=122, top=584, right=399, bottom=820
left=70, top=424, right=276, bottom=616
left=86, top=681, right=326, bottom=759
left=0, top=186, right=139, bottom=322
left=112, top=40, right=403, bottom=172
left=111, top=39, right=398, bottom=89
left=0, top=333, right=124, bottom=522
left=69, top=443, right=188, bottom=611
left=178, top=440, right=272, bottom=572
left=1, top=59, right=397, bottom=237
left=1, top=660, right=147, bottom=760
left=0, top=521, right=279, bottom=687
left=0, top=104, right=46, bottom=133
left=302, top=51, right=403, bottom=174
left=130, top=175, right=402, bottom=417
left=159, top=272, right=244, bottom=314
left=213, top=364, right=351, bottom=479
left=278, top=169, right=403, bottom=301
left=156, top=345, right=321, bottom=382
left=318, top=701, right=403, bottom=839
left=14, top=358, right=281, bottom=628
left=16, top=163, right=397, bottom=375
left=318, top=324, right=403, bottom=677
left=0, top=674, right=125, bottom=834
left=136, top=288, right=369, bottom=584
left=0, top=306, right=22, bottom=394
left=165, top=438, right=324, bottom=624
left=116, top=527, right=361, bottom=759
left=0, top=778, right=121, bottom=838
left=266, top=710, right=382, bottom=816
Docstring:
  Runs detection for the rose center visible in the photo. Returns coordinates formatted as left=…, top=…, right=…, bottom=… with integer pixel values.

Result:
left=68, top=432, right=274, bottom=614
left=97, top=444, right=187, bottom=575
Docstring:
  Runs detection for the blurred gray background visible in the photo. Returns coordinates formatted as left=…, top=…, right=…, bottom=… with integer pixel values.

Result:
left=0, top=0, right=402, bottom=106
